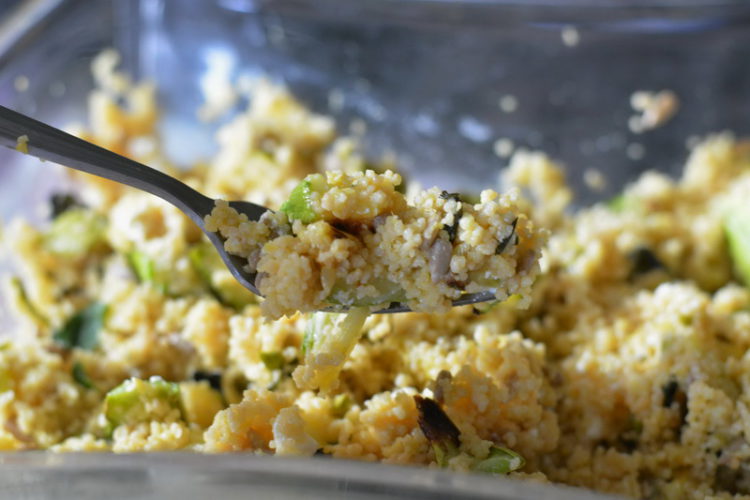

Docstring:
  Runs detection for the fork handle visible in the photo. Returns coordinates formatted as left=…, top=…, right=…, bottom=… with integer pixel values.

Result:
left=0, top=105, right=214, bottom=227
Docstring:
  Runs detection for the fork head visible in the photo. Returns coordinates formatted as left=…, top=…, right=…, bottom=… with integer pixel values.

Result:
left=204, top=199, right=498, bottom=315
left=200, top=200, right=268, bottom=297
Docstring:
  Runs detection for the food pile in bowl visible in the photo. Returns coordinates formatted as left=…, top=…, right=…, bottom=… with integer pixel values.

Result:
left=2, top=51, right=750, bottom=499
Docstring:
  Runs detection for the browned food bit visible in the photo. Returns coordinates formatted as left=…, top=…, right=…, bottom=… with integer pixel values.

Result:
left=414, top=395, right=460, bottom=466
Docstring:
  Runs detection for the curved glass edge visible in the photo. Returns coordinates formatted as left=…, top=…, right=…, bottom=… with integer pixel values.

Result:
left=246, top=0, right=750, bottom=32
left=0, top=452, right=621, bottom=500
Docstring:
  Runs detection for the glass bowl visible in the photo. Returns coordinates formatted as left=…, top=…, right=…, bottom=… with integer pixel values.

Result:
left=1, top=0, right=749, bottom=498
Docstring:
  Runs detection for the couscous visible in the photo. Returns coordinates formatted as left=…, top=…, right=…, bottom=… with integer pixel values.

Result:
left=2, top=51, right=750, bottom=499
left=204, top=168, right=543, bottom=319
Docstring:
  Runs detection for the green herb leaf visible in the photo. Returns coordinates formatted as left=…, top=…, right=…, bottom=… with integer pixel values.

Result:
left=72, top=361, right=95, bottom=389
left=474, top=446, right=525, bottom=475
left=53, top=302, right=107, bottom=350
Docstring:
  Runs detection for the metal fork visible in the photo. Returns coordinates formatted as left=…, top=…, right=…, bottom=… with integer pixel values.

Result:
left=0, top=105, right=496, bottom=313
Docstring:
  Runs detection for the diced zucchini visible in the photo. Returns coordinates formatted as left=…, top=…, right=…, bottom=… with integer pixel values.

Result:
left=280, top=174, right=327, bottom=224
left=53, top=302, right=107, bottom=351
left=104, top=376, right=181, bottom=427
left=301, top=308, right=369, bottom=358
left=45, top=208, right=107, bottom=256
left=473, top=446, right=525, bottom=475
left=179, top=381, right=224, bottom=428
left=726, top=209, right=750, bottom=286
left=296, top=307, right=369, bottom=390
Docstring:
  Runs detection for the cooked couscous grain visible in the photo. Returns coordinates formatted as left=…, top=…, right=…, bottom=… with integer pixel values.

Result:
left=2, top=51, right=750, bottom=500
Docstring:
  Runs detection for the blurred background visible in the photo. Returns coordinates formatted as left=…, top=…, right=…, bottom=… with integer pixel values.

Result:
left=1, top=0, right=750, bottom=220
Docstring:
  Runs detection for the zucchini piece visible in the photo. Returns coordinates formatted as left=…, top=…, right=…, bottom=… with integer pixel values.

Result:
left=280, top=174, right=327, bottom=224
left=45, top=208, right=107, bottom=256
left=473, top=446, right=525, bottom=475
left=104, top=376, right=181, bottom=427
left=296, top=307, right=369, bottom=390
left=726, top=209, right=750, bottom=285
